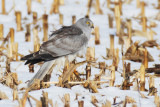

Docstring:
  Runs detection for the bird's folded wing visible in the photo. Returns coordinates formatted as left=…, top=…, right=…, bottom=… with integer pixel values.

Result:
left=40, top=32, right=88, bottom=57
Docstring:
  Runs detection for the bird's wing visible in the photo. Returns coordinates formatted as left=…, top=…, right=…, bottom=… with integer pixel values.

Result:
left=40, top=26, right=88, bottom=57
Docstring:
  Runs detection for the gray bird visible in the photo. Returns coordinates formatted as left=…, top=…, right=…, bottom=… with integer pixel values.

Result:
left=21, top=18, right=94, bottom=87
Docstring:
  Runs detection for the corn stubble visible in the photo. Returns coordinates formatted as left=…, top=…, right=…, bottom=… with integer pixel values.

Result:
left=0, top=0, right=160, bottom=106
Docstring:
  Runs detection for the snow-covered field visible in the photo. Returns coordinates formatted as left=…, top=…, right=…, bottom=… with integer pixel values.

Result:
left=0, top=0, right=160, bottom=106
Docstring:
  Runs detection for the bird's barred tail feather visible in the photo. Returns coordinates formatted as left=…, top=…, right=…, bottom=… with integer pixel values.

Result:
left=27, top=60, right=56, bottom=88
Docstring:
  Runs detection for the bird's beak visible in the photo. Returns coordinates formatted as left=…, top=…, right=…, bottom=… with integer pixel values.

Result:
left=91, top=24, right=94, bottom=28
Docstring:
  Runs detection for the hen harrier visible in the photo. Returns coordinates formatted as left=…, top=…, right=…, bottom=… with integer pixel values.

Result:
left=21, top=18, right=94, bottom=87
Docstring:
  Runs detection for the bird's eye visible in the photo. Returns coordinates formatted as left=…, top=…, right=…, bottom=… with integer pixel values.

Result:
left=86, top=21, right=90, bottom=25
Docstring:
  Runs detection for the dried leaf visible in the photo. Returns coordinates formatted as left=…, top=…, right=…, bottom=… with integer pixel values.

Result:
left=139, top=92, right=148, bottom=98
left=141, top=40, right=158, bottom=47
left=91, top=95, right=98, bottom=107
left=125, top=41, right=154, bottom=62
left=102, top=100, right=111, bottom=107
left=125, top=96, right=136, bottom=103
left=0, top=91, right=8, bottom=100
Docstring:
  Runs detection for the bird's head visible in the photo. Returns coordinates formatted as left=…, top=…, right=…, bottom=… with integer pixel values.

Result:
left=75, top=18, right=94, bottom=30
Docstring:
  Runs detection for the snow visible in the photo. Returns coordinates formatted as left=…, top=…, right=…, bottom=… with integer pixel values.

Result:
left=0, top=0, right=160, bottom=106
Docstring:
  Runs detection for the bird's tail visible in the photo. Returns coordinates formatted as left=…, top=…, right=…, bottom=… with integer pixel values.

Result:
left=27, top=60, right=56, bottom=88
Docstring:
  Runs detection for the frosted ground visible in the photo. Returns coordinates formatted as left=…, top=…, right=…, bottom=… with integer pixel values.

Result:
left=0, top=0, right=160, bottom=106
